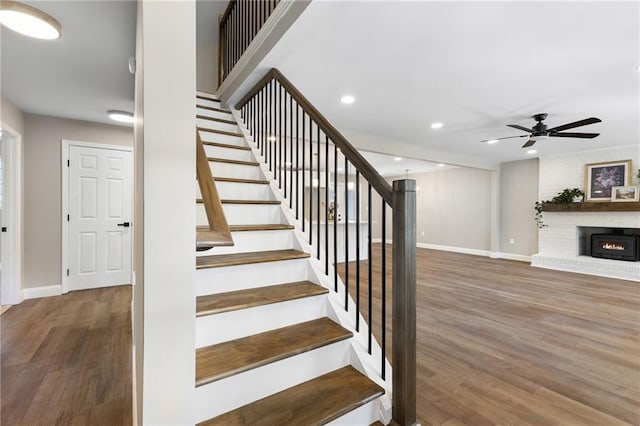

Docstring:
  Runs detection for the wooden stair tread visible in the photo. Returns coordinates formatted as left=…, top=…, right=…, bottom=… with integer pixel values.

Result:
left=197, top=105, right=230, bottom=114
left=198, top=366, right=384, bottom=425
left=202, top=141, right=250, bottom=151
left=196, top=318, right=352, bottom=386
left=196, top=199, right=280, bottom=205
left=196, top=281, right=328, bottom=316
left=208, top=157, right=259, bottom=167
left=196, top=94, right=219, bottom=102
left=196, top=115, right=237, bottom=125
left=198, top=127, right=243, bottom=138
left=197, top=224, right=294, bottom=232
left=196, top=249, right=309, bottom=269
left=214, top=177, right=269, bottom=184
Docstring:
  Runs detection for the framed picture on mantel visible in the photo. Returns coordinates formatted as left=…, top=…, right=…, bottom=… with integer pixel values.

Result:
left=611, top=185, right=639, bottom=202
left=585, top=159, right=631, bottom=202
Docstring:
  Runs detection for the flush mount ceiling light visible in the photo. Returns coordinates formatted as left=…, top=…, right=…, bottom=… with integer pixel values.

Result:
left=437, top=163, right=446, bottom=167
left=394, top=157, right=402, bottom=162
left=527, top=149, right=537, bottom=155
left=0, top=1, right=61, bottom=40
left=430, top=122, right=443, bottom=129
left=340, top=95, right=355, bottom=105
left=108, top=110, right=134, bottom=124
left=486, top=139, right=499, bottom=144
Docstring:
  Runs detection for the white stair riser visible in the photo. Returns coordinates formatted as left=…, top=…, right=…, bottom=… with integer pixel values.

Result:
left=196, top=204, right=283, bottom=226
left=326, top=399, right=380, bottom=426
left=196, top=258, right=311, bottom=295
left=197, top=98, right=222, bottom=109
left=197, top=118, right=239, bottom=133
left=196, top=229, right=294, bottom=256
left=194, top=341, right=351, bottom=423
left=199, top=130, right=245, bottom=146
left=209, top=162, right=263, bottom=180
left=203, top=181, right=274, bottom=200
left=197, top=107, right=232, bottom=120
left=204, top=145, right=254, bottom=162
left=196, top=295, right=326, bottom=347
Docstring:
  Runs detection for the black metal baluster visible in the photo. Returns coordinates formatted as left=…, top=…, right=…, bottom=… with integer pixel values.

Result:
left=381, top=198, right=387, bottom=380
left=333, top=145, right=338, bottom=293
left=301, top=111, right=306, bottom=232
left=367, top=184, right=372, bottom=354
left=356, top=170, right=360, bottom=331
left=295, top=103, right=299, bottom=220
left=289, top=93, right=293, bottom=209
left=309, top=120, right=313, bottom=245
left=267, top=81, right=272, bottom=172
left=279, top=84, right=283, bottom=188
left=344, top=158, right=349, bottom=312
left=261, top=87, right=265, bottom=157
left=316, top=126, right=321, bottom=259
left=283, top=90, right=288, bottom=197
left=324, top=135, right=329, bottom=274
left=271, top=80, right=275, bottom=172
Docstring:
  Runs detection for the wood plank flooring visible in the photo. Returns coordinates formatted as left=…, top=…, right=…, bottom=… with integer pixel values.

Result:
left=338, top=246, right=640, bottom=426
left=1, top=286, right=132, bottom=425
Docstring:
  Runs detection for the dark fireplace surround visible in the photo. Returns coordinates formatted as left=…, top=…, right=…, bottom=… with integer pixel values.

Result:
left=578, top=227, right=640, bottom=262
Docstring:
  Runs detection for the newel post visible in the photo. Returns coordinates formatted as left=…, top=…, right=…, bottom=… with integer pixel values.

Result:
left=392, top=179, right=417, bottom=426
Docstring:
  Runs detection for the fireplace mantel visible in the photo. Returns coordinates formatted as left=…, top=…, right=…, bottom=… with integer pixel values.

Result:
left=542, top=202, right=640, bottom=212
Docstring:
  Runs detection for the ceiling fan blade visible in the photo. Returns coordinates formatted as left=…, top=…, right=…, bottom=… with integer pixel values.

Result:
left=547, top=117, right=601, bottom=133
left=550, top=132, right=599, bottom=139
left=480, top=135, right=528, bottom=143
left=506, top=124, right=532, bottom=133
left=522, top=139, right=536, bottom=148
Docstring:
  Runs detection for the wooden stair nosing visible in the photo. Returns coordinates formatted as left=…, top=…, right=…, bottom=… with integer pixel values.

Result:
left=196, top=105, right=231, bottom=114
left=196, top=249, right=310, bottom=269
left=196, top=115, right=237, bottom=125
left=197, top=366, right=385, bottom=425
left=195, top=317, right=352, bottom=386
left=196, top=199, right=280, bottom=205
left=202, top=141, right=251, bottom=151
left=198, top=128, right=243, bottom=138
left=214, top=177, right=269, bottom=185
left=196, top=281, right=328, bottom=317
left=197, top=224, right=295, bottom=232
left=208, top=157, right=259, bottom=167
left=196, top=93, right=220, bottom=102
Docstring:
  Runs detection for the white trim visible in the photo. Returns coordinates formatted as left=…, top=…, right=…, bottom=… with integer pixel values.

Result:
left=0, top=122, right=23, bottom=305
left=492, top=252, right=532, bottom=262
left=22, top=284, right=62, bottom=300
left=61, top=139, right=133, bottom=293
left=417, top=242, right=490, bottom=257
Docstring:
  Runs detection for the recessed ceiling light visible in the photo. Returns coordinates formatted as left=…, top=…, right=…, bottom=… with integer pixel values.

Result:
left=394, top=157, right=402, bottom=162
left=487, top=139, right=499, bottom=144
left=0, top=1, right=61, bottom=40
left=108, top=110, right=134, bottom=124
left=268, top=136, right=276, bottom=141
left=347, top=182, right=355, bottom=190
left=437, top=163, right=445, bottom=167
left=340, top=95, right=355, bottom=104
left=527, top=149, right=537, bottom=155
left=312, top=178, right=319, bottom=187
left=431, top=122, right=443, bottom=129
left=337, top=167, right=343, bottom=172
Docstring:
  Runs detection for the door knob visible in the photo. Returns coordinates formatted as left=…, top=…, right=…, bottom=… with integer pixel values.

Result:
left=117, top=222, right=130, bottom=227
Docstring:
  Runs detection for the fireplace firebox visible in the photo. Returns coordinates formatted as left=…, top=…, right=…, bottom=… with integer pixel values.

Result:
left=591, top=234, right=640, bottom=262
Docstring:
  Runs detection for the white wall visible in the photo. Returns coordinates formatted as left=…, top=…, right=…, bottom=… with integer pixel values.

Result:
left=500, top=159, right=539, bottom=257
left=1, top=96, right=24, bottom=136
left=539, top=144, right=639, bottom=200
left=22, top=114, right=132, bottom=289
left=136, top=1, right=196, bottom=424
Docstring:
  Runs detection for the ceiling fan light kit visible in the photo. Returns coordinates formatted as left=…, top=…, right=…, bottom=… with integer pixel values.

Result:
left=0, top=1, right=62, bottom=40
left=482, top=113, right=602, bottom=149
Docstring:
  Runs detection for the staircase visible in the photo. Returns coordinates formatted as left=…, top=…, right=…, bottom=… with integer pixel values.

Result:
left=193, top=92, right=388, bottom=425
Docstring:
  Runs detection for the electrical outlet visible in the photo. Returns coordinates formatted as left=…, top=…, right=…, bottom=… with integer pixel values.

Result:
left=509, top=238, right=515, bottom=245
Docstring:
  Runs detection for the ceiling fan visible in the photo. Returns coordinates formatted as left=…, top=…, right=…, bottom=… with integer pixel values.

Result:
left=481, top=113, right=602, bottom=148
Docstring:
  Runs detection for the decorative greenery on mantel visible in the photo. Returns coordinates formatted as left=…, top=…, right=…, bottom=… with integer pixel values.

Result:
left=534, top=188, right=584, bottom=228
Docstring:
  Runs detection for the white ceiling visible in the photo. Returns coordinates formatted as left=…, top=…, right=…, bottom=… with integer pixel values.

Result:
left=2, top=1, right=637, bottom=167
left=360, top=149, right=455, bottom=177
left=253, top=1, right=640, bottom=166
left=1, top=0, right=136, bottom=126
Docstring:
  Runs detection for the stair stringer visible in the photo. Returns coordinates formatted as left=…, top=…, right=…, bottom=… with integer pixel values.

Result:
left=231, top=109, right=394, bottom=424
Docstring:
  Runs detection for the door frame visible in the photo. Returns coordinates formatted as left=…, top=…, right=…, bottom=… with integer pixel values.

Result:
left=0, top=123, right=23, bottom=305
left=61, top=139, right=133, bottom=294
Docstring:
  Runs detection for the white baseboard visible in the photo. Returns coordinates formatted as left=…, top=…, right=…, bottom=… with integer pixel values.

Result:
left=417, top=242, right=490, bottom=257
left=22, top=284, right=62, bottom=300
left=371, top=238, right=392, bottom=244
left=492, top=252, right=532, bottom=263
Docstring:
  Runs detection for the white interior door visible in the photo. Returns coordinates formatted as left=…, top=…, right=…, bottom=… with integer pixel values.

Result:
left=67, top=144, right=132, bottom=291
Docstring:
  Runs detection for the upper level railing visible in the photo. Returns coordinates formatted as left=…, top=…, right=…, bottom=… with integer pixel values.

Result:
left=235, top=68, right=416, bottom=425
left=218, top=0, right=281, bottom=86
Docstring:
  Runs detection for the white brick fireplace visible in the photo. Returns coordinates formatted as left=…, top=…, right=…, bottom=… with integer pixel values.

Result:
left=531, top=145, right=640, bottom=282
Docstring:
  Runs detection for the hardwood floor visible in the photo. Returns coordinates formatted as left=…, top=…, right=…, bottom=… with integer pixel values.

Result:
left=1, top=286, right=132, bottom=425
left=338, top=246, right=640, bottom=426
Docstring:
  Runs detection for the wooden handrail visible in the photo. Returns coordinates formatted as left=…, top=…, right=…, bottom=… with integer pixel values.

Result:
left=235, top=68, right=394, bottom=204
left=196, top=131, right=233, bottom=250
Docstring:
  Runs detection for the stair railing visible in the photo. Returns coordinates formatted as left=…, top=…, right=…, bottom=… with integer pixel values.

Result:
left=235, top=68, right=416, bottom=426
left=218, top=0, right=281, bottom=86
left=196, top=131, right=233, bottom=250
